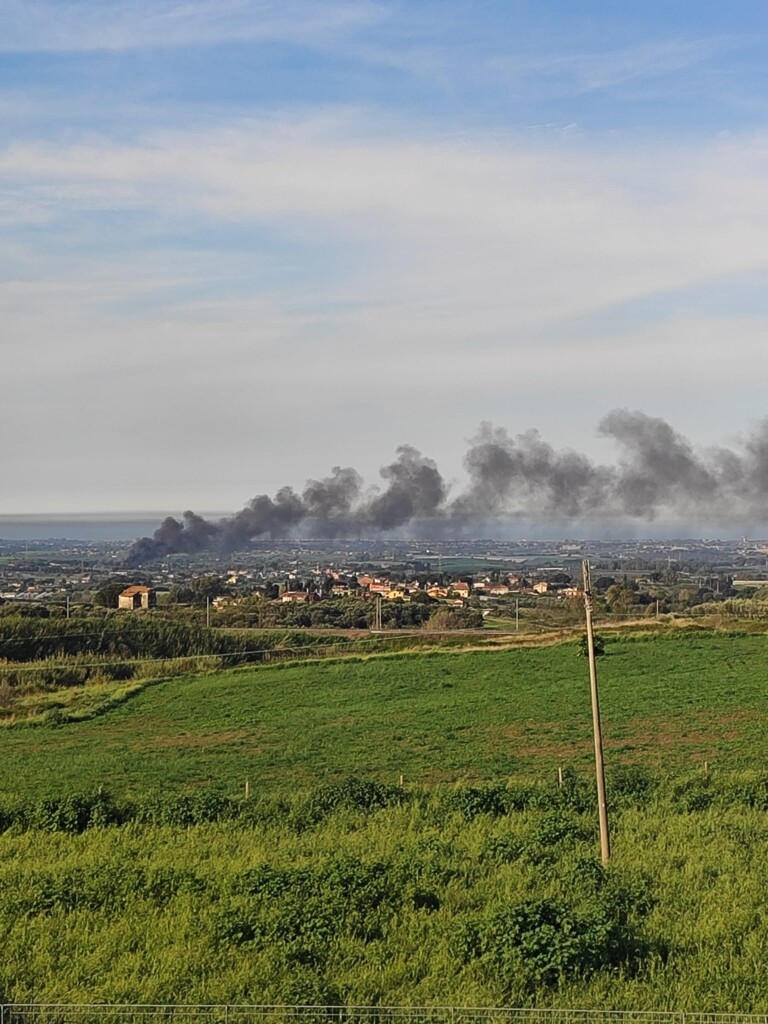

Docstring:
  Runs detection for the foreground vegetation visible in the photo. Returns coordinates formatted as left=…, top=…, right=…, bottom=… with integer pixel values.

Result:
left=2, top=774, right=768, bottom=1009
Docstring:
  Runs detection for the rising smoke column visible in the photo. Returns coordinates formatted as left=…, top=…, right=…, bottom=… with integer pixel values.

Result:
left=125, top=410, right=768, bottom=563
left=597, top=410, right=718, bottom=517
left=451, top=423, right=613, bottom=520
left=126, top=510, right=221, bottom=562
left=124, top=445, right=448, bottom=563
left=302, top=466, right=363, bottom=537
left=364, top=445, right=446, bottom=530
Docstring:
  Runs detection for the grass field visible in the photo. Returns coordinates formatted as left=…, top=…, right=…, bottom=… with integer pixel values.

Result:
left=2, top=629, right=767, bottom=802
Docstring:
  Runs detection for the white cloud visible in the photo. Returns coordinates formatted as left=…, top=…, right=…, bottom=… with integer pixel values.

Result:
left=4, top=115, right=768, bottom=324
left=0, top=0, right=385, bottom=53
left=488, top=36, right=741, bottom=94
left=5, top=113, right=768, bottom=509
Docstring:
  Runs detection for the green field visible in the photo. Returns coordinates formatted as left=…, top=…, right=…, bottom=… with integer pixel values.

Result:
left=2, top=629, right=767, bottom=802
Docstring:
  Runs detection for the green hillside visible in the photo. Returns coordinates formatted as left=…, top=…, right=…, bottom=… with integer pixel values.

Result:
left=3, top=630, right=767, bottom=802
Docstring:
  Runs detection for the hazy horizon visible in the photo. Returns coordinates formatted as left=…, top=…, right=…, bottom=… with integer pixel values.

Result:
left=1, top=512, right=766, bottom=545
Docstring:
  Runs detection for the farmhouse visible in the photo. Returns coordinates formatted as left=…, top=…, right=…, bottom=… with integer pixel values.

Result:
left=118, top=585, right=156, bottom=610
left=450, top=581, right=471, bottom=597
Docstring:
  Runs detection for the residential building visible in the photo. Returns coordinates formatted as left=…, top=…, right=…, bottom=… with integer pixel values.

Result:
left=118, top=585, right=156, bottom=610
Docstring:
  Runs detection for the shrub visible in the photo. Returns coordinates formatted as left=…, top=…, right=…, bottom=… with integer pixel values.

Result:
left=24, top=790, right=124, bottom=833
left=607, top=765, right=657, bottom=807
left=449, top=784, right=510, bottom=820
left=578, top=633, right=606, bottom=657
left=672, top=776, right=714, bottom=812
left=527, top=811, right=590, bottom=850
left=213, top=908, right=258, bottom=946
left=476, top=889, right=648, bottom=996
left=551, top=768, right=595, bottom=813
left=135, top=792, right=238, bottom=826
left=724, top=774, right=768, bottom=810
left=295, top=777, right=403, bottom=827
left=481, top=833, right=523, bottom=863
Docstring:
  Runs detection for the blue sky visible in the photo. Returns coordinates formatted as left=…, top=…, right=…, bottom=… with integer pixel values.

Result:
left=3, top=1, right=768, bottom=514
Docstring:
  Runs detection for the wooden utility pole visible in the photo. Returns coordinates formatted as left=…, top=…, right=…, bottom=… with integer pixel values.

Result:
left=582, top=559, right=611, bottom=864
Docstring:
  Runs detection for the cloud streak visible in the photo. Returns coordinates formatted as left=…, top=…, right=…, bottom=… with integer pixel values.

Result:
left=0, top=0, right=386, bottom=53
left=489, top=37, right=737, bottom=94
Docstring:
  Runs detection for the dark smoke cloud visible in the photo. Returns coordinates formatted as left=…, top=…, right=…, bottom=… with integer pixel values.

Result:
left=125, top=446, right=448, bottom=563
left=366, top=445, right=446, bottom=530
left=452, top=425, right=612, bottom=520
left=597, top=410, right=717, bottom=516
left=302, top=466, right=362, bottom=537
left=125, top=410, right=768, bottom=563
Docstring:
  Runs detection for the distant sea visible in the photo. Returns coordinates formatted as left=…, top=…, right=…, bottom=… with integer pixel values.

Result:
left=0, top=514, right=229, bottom=543
left=0, top=514, right=761, bottom=544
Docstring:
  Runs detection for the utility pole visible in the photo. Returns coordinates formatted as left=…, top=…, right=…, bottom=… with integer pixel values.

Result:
left=206, top=596, right=211, bottom=629
left=515, top=598, right=520, bottom=632
left=66, top=595, right=70, bottom=620
left=582, top=559, right=611, bottom=865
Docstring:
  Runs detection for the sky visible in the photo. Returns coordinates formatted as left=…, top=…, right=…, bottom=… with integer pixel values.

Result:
left=3, top=0, right=768, bottom=515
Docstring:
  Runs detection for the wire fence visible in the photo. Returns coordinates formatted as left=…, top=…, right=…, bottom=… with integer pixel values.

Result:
left=2, top=1008, right=768, bottom=1024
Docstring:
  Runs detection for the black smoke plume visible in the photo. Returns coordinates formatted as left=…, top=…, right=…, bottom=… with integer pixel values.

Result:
left=125, top=410, right=768, bottom=563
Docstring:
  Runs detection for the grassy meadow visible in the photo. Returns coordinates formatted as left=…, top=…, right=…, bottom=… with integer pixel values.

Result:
left=2, top=627, right=768, bottom=1009
left=1, top=629, right=767, bottom=801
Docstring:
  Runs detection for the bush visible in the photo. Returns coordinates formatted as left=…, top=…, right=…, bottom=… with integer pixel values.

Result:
left=481, top=833, right=523, bottom=863
left=551, top=768, right=595, bottom=813
left=295, top=777, right=403, bottom=827
left=724, top=774, right=768, bottom=810
left=527, top=811, right=590, bottom=850
left=24, top=790, right=124, bottom=833
left=672, top=776, right=714, bottom=812
left=475, top=889, right=648, bottom=995
left=607, top=764, right=657, bottom=807
left=449, top=784, right=510, bottom=820
left=578, top=632, right=606, bottom=657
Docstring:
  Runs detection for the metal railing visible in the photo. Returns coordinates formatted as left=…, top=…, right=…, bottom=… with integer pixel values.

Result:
left=2, top=1007, right=768, bottom=1024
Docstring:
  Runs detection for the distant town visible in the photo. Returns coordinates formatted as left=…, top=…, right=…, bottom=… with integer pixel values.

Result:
left=3, top=535, right=768, bottom=628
